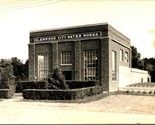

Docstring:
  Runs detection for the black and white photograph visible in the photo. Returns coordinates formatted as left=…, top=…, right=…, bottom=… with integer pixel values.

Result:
left=0, top=0, right=155, bottom=124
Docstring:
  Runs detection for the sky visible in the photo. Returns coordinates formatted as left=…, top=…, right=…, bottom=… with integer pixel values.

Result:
left=0, top=0, right=155, bottom=62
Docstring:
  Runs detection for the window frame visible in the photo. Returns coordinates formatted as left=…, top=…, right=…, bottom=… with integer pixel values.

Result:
left=37, top=53, right=49, bottom=81
left=84, top=50, right=98, bottom=81
left=125, top=51, right=129, bottom=63
left=120, top=49, right=124, bottom=62
left=112, top=50, right=117, bottom=81
left=60, top=51, right=72, bottom=65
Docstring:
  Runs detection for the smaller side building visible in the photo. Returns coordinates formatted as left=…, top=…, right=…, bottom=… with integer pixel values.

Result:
left=131, top=68, right=151, bottom=84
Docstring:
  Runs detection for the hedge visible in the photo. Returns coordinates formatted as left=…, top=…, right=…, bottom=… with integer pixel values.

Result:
left=22, top=86, right=103, bottom=100
left=16, top=80, right=100, bottom=92
left=66, top=80, right=100, bottom=89
left=0, top=89, right=14, bottom=99
left=16, top=81, right=48, bottom=92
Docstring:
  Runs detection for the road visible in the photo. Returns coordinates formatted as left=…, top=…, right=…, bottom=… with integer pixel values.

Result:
left=0, top=93, right=155, bottom=124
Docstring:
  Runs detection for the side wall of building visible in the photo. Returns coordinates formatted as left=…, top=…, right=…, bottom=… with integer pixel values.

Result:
left=108, top=25, right=131, bottom=92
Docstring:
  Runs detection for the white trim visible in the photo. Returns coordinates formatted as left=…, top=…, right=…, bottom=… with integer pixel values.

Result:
left=60, top=64, right=72, bottom=66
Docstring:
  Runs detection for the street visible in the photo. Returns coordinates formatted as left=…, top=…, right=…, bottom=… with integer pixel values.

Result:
left=0, top=93, right=155, bottom=124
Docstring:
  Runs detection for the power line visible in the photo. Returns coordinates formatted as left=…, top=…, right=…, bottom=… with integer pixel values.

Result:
left=0, top=0, right=67, bottom=12
left=0, top=0, right=56, bottom=7
left=0, top=0, right=20, bottom=4
left=0, top=0, right=66, bottom=9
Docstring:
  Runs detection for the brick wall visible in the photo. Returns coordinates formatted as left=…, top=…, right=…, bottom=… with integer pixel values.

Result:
left=108, top=37, right=130, bottom=92
left=74, top=41, right=81, bottom=80
left=100, top=38, right=109, bottom=91
left=28, top=44, right=35, bottom=81
left=29, top=23, right=131, bottom=92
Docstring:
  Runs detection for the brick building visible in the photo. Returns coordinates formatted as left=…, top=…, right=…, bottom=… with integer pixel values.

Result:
left=29, top=23, right=132, bottom=92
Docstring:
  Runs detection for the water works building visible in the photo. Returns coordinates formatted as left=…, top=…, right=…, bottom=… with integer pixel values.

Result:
left=29, top=23, right=150, bottom=92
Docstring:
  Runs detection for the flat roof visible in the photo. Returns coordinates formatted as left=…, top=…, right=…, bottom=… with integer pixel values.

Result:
left=30, top=22, right=130, bottom=41
left=30, top=22, right=108, bottom=33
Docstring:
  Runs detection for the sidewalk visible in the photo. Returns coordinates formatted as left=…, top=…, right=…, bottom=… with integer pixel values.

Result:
left=0, top=103, right=155, bottom=124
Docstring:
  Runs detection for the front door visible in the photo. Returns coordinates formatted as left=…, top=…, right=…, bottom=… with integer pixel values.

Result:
left=63, top=71, right=72, bottom=80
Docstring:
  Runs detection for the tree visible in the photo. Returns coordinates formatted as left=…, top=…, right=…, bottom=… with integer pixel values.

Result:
left=0, top=59, right=15, bottom=89
left=141, top=58, right=153, bottom=72
left=11, top=57, right=28, bottom=81
left=131, top=46, right=142, bottom=69
left=23, top=59, right=29, bottom=80
left=131, top=46, right=155, bottom=82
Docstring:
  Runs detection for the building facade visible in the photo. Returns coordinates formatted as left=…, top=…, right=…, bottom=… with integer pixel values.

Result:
left=29, top=23, right=132, bottom=92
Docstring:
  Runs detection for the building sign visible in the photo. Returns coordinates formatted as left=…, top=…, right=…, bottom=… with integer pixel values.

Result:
left=34, top=31, right=102, bottom=42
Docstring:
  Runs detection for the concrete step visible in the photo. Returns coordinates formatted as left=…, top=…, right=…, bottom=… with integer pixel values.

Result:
left=120, top=87, right=155, bottom=95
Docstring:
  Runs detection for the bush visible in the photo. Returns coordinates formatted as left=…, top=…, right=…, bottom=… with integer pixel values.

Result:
left=17, top=80, right=100, bottom=93
left=0, top=89, right=14, bottom=99
left=21, top=81, right=48, bottom=90
left=66, top=80, right=100, bottom=89
left=22, top=86, right=103, bottom=100
left=15, top=81, right=48, bottom=93
left=47, top=67, right=69, bottom=89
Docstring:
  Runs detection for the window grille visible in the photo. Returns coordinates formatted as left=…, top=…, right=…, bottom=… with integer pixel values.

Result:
left=112, top=51, right=117, bottom=81
left=38, top=53, right=48, bottom=81
left=84, top=50, right=98, bottom=80
left=61, top=51, right=72, bottom=65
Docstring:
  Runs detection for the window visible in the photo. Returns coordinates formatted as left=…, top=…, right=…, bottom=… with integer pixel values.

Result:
left=120, top=49, right=123, bottom=62
left=112, top=51, right=117, bottom=81
left=61, top=51, right=72, bottom=65
left=125, top=51, right=129, bottom=63
left=84, top=50, right=98, bottom=80
left=38, top=53, right=49, bottom=81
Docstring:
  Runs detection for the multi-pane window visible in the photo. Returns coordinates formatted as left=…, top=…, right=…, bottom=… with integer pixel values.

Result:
left=125, top=51, right=129, bottom=63
left=120, top=49, right=123, bottom=62
left=38, top=53, right=48, bottom=81
left=112, top=51, right=117, bottom=81
left=84, top=50, right=98, bottom=80
left=61, top=51, right=72, bottom=65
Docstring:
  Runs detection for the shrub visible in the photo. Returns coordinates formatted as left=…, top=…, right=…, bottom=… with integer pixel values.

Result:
left=21, top=81, right=48, bottom=90
left=0, top=89, right=14, bottom=99
left=22, top=86, right=103, bottom=100
left=15, top=81, right=48, bottom=93
left=47, top=67, right=69, bottom=89
left=66, top=80, right=100, bottom=89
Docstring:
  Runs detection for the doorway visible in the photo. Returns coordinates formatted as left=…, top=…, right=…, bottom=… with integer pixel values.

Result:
left=63, top=71, right=72, bottom=80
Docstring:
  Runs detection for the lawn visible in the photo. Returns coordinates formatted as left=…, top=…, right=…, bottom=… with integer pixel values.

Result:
left=6, top=92, right=155, bottom=115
